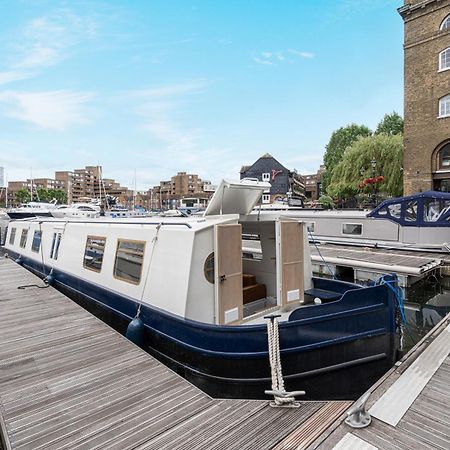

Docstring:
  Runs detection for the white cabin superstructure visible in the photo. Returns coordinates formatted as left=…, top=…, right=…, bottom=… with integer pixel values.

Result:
left=5, top=180, right=312, bottom=325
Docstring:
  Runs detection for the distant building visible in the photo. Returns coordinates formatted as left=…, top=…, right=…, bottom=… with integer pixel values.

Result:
left=399, top=0, right=450, bottom=193
left=0, top=167, right=4, bottom=188
left=240, top=153, right=305, bottom=204
left=148, top=172, right=216, bottom=210
left=304, top=165, right=326, bottom=202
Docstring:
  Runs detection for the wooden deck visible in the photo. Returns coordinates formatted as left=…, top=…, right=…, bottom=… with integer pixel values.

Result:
left=0, top=257, right=350, bottom=450
left=308, top=313, right=450, bottom=450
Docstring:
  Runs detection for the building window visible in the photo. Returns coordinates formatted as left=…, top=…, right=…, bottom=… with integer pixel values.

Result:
left=84, top=236, right=106, bottom=272
left=262, top=194, right=270, bottom=203
left=19, top=229, right=28, bottom=248
left=439, top=143, right=450, bottom=168
left=439, top=48, right=450, bottom=71
left=114, top=239, right=145, bottom=284
left=440, top=14, right=450, bottom=31
left=31, top=230, right=42, bottom=253
left=262, top=173, right=270, bottom=182
left=439, top=95, right=450, bottom=118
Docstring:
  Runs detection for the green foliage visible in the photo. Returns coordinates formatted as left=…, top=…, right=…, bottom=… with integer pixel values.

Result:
left=15, top=189, right=31, bottom=204
left=322, top=123, right=372, bottom=193
left=318, top=195, right=334, bottom=209
left=327, top=134, right=403, bottom=199
left=47, top=189, right=67, bottom=204
left=375, top=112, right=403, bottom=136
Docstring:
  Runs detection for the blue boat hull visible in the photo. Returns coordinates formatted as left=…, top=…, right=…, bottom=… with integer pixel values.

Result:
left=7, top=251, right=400, bottom=400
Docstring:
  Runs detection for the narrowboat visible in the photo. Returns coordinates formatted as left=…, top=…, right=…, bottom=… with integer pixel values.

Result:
left=257, top=191, right=450, bottom=253
left=2, top=179, right=402, bottom=400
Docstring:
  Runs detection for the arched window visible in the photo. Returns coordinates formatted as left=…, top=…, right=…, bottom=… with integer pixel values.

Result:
left=441, top=14, right=450, bottom=30
left=440, top=48, right=450, bottom=71
left=440, top=143, right=450, bottom=169
left=439, top=95, right=450, bottom=118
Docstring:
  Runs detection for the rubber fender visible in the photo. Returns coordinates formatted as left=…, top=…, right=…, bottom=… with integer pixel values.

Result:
left=126, top=317, right=145, bottom=347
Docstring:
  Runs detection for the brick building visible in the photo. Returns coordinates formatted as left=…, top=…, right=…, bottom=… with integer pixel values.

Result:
left=240, top=154, right=305, bottom=204
left=148, top=172, right=215, bottom=210
left=304, top=165, right=326, bottom=202
left=399, top=0, right=450, bottom=194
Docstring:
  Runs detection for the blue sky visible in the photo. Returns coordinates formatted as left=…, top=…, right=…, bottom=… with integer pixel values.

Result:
left=0, top=0, right=403, bottom=190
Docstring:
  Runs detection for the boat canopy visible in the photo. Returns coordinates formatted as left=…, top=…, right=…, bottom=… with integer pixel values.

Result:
left=368, top=191, right=450, bottom=226
left=204, top=179, right=271, bottom=216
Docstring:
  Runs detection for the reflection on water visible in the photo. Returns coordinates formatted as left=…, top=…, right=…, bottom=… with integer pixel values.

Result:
left=403, top=274, right=450, bottom=352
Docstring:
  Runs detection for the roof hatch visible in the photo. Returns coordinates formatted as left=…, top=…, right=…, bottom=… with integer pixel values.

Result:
left=204, top=179, right=271, bottom=216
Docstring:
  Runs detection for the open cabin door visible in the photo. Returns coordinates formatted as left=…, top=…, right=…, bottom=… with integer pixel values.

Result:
left=214, top=224, right=243, bottom=325
left=276, top=219, right=304, bottom=306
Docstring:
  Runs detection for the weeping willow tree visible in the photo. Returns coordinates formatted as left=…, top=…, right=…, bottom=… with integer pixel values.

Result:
left=327, top=134, right=403, bottom=199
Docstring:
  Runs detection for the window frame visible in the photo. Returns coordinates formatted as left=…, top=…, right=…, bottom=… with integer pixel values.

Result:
left=31, top=230, right=42, bottom=253
left=19, top=229, right=28, bottom=249
left=262, top=194, right=271, bottom=204
left=439, top=143, right=450, bottom=169
left=440, top=14, right=450, bottom=31
left=50, top=232, right=62, bottom=260
left=9, top=227, right=16, bottom=245
left=83, top=235, right=107, bottom=273
left=438, top=95, right=450, bottom=118
left=341, top=223, right=363, bottom=236
left=439, top=48, right=450, bottom=72
left=113, top=239, right=146, bottom=285
left=262, top=172, right=271, bottom=182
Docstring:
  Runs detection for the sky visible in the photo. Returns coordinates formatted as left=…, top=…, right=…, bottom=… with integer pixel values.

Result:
left=0, top=0, right=404, bottom=191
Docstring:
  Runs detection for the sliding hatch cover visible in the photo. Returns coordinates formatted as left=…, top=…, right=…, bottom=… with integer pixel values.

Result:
left=205, top=179, right=271, bottom=216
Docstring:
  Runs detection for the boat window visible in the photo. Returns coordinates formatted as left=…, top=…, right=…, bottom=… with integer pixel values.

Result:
left=19, top=229, right=28, bottom=248
left=114, top=239, right=146, bottom=284
left=31, top=230, right=42, bottom=253
left=9, top=228, right=16, bottom=245
left=342, top=223, right=362, bottom=235
left=204, top=252, right=215, bottom=284
left=404, top=200, right=418, bottom=222
left=423, top=199, right=448, bottom=222
left=376, top=207, right=388, bottom=216
left=83, top=236, right=106, bottom=272
left=50, top=232, right=62, bottom=259
left=388, top=203, right=401, bottom=219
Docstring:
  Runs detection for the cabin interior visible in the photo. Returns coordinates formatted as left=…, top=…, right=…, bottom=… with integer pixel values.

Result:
left=213, top=216, right=313, bottom=326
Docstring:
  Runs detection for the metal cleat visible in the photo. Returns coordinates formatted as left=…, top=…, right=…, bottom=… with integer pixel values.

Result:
left=345, top=391, right=372, bottom=428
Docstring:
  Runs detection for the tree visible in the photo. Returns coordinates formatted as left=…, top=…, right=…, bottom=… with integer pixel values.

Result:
left=322, top=123, right=372, bottom=193
left=15, top=189, right=31, bottom=204
left=47, top=189, right=67, bottom=204
left=326, top=134, right=403, bottom=199
left=375, top=112, right=403, bottom=136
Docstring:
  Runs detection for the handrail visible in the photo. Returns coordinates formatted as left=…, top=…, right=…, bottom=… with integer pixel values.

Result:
left=8, top=218, right=193, bottom=228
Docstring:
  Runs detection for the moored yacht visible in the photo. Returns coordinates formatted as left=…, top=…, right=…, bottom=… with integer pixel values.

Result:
left=6, top=201, right=59, bottom=219
left=51, top=203, right=100, bottom=219
left=3, top=179, right=403, bottom=400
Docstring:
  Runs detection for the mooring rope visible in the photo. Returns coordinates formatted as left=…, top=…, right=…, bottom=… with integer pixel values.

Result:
left=135, top=223, right=162, bottom=318
left=265, top=315, right=305, bottom=406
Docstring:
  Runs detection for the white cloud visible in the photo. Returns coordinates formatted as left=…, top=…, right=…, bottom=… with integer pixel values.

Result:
left=128, top=81, right=207, bottom=152
left=0, top=71, right=34, bottom=85
left=288, top=49, right=315, bottom=59
left=253, top=57, right=274, bottom=66
left=0, top=90, right=95, bottom=130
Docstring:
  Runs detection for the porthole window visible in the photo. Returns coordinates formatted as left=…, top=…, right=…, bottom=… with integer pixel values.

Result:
left=204, top=252, right=215, bottom=284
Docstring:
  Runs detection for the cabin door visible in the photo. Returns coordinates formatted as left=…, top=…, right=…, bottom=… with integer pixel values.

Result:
left=214, top=223, right=243, bottom=325
left=276, top=219, right=304, bottom=306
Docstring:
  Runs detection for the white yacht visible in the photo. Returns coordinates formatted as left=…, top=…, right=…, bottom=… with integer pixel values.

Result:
left=6, top=201, right=59, bottom=219
left=51, top=203, right=100, bottom=219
